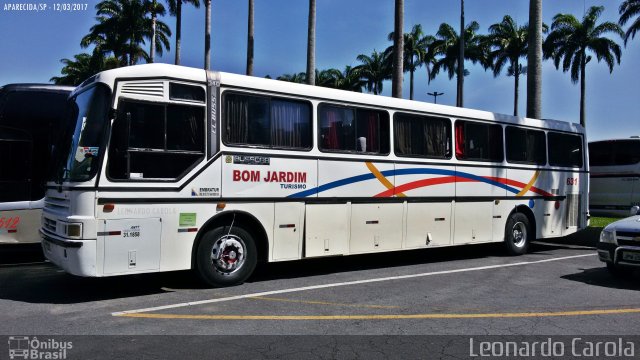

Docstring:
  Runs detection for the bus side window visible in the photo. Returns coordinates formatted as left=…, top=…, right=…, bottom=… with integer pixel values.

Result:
left=0, top=128, right=32, bottom=202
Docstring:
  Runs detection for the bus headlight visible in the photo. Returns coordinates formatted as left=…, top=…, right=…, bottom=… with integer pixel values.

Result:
left=600, top=229, right=616, bottom=244
left=65, top=223, right=83, bottom=238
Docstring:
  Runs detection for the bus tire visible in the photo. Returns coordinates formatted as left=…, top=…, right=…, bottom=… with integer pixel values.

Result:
left=504, top=212, right=530, bottom=255
left=196, top=226, right=257, bottom=287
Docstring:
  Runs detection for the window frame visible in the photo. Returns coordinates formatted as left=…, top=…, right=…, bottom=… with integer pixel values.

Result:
left=169, top=82, right=206, bottom=104
left=454, top=120, right=504, bottom=163
left=547, top=131, right=584, bottom=169
left=392, top=111, right=452, bottom=160
left=106, top=98, right=206, bottom=182
left=221, top=91, right=313, bottom=152
left=317, top=102, right=391, bottom=156
left=505, top=125, right=547, bottom=166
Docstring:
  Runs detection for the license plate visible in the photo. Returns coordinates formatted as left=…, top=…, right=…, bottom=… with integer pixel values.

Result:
left=622, top=252, right=640, bottom=262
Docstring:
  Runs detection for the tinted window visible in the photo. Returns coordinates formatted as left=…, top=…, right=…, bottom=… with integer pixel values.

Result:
left=169, top=83, right=205, bottom=102
left=319, top=104, right=389, bottom=154
left=589, top=140, right=640, bottom=166
left=394, top=113, right=451, bottom=158
left=455, top=121, right=503, bottom=162
left=588, top=141, right=612, bottom=166
left=0, top=129, right=32, bottom=202
left=224, top=93, right=311, bottom=149
left=108, top=100, right=205, bottom=180
left=548, top=132, right=583, bottom=168
left=0, top=89, right=70, bottom=199
left=505, top=126, right=546, bottom=165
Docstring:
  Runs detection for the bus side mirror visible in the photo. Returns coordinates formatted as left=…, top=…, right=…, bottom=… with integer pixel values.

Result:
left=631, top=206, right=640, bottom=216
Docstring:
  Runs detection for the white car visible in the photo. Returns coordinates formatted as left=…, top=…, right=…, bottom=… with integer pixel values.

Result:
left=598, top=206, right=640, bottom=275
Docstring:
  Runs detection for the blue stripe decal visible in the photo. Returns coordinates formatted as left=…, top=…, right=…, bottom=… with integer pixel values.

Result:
left=287, top=167, right=520, bottom=198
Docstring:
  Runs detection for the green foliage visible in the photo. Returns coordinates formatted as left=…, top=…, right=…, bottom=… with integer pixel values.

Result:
left=619, top=0, right=640, bottom=45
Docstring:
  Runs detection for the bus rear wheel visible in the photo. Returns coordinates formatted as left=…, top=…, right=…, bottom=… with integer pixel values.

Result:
left=196, top=226, right=257, bottom=287
left=504, top=212, right=530, bottom=255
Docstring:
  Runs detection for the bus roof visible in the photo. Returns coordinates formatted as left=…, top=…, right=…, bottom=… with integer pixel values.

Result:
left=87, top=63, right=584, bottom=134
left=0, top=83, right=74, bottom=94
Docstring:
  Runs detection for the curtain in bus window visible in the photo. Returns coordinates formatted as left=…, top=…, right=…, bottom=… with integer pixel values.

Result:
left=455, top=122, right=465, bottom=158
left=320, top=107, right=342, bottom=150
left=394, top=117, right=411, bottom=155
left=425, top=119, right=449, bottom=157
left=357, top=110, right=379, bottom=152
left=224, top=95, right=249, bottom=144
left=271, top=100, right=310, bottom=149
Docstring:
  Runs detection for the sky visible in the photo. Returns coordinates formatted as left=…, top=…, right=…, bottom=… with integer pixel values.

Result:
left=0, top=0, right=637, bottom=141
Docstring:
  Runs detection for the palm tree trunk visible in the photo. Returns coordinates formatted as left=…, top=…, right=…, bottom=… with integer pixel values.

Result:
left=150, top=15, right=157, bottom=63
left=392, top=0, right=403, bottom=98
left=409, top=57, right=414, bottom=100
left=175, top=0, right=182, bottom=65
left=306, top=0, right=316, bottom=85
left=246, top=0, right=254, bottom=75
left=526, top=0, right=542, bottom=119
left=514, top=63, right=519, bottom=116
left=204, top=0, right=211, bottom=70
left=457, top=0, right=464, bottom=107
left=580, top=55, right=586, bottom=128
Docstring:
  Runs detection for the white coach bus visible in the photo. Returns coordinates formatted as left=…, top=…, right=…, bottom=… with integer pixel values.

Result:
left=41, top=64, right=588, bottom=286
left=0, top=84, right=73, bottom=244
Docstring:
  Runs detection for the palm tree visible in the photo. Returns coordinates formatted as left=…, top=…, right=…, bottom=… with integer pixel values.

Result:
left=315, top=68, right=340, bottom=88
left=355, top=50, right=391, bottom=95
left=391, top=0, right=404, bottom=98
left=543, top=6, right=623, bottom=128
left=83, top=0, right=170, bottom=66
left=204, top=0, right=211, bottom=70
left=306, top=0, right=316, bottom=85
left=429, top=22, right=487, bottom=103
left=458, top=0, right=465, bottom=107
left=331, top=66, right=365, bottom=92
left=246, top=0, right=254, bottom=75
left=167, top=0, right=200, bottom=65
left=277, top=72, right=306, bottom=83
left=50, top=53, right=119, bottom=86
left=619, top=0, right=640, bottom=45
left=526, top=0, right=543, bottom=119
left=486, top=15, right=531, bottom=116
left=387, top=24, right=434, bottom=100
left=145, top=0, right=171, bottom=63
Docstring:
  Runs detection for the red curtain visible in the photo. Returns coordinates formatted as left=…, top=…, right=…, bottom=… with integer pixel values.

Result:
left=366, top=112, right=378, bottom=152
left=455, top=122, right=465, bottom=158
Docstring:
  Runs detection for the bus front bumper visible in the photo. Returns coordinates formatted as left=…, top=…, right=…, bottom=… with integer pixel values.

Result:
left=40, top=231, right=97, bottom=276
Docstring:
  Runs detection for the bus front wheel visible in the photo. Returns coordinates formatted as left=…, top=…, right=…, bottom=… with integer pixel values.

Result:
left=196, top=226, right=257, bottom=287
left=504, top=212, right=530, bottom=255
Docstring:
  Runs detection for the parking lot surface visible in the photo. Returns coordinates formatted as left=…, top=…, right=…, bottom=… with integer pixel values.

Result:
left=2, top=235, right=640, bottom=336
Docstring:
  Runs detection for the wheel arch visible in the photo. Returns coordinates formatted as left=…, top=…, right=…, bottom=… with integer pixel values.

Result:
left=191, top=210, right=270, bottom=269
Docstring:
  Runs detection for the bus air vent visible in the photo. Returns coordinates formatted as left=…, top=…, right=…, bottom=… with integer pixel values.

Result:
left=565, top=194, right=580, bottom=227
left=121, top=81, right=164, bottom=98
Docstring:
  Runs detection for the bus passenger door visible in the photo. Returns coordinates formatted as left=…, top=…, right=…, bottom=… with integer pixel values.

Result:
left=101, top=218, right=161, bottom=275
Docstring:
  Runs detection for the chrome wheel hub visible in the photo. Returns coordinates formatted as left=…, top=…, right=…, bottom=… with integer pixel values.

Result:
left=512, top=221, right=527, bottom=248
left=211, top=235, right=246, bottom=274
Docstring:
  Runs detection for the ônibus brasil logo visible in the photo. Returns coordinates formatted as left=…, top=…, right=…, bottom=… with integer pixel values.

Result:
left=8, top=336, right=72, bottom=360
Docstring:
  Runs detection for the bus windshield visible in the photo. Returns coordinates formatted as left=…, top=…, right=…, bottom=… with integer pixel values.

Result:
left=56, top=84, right=111, bottom=183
